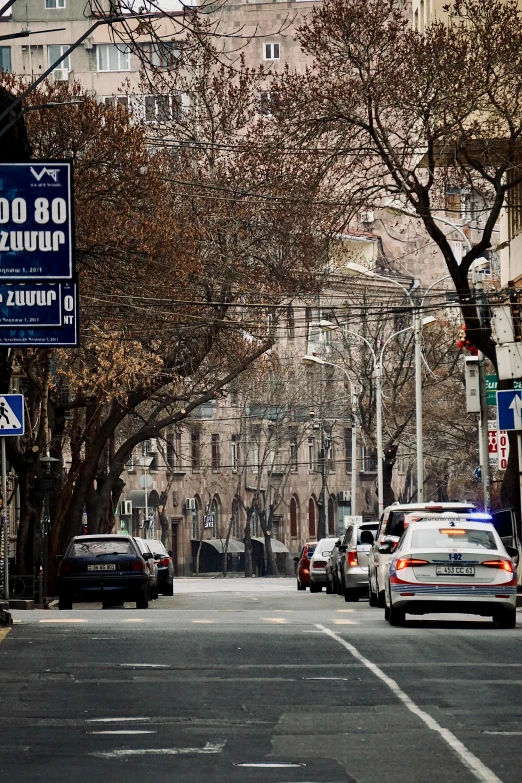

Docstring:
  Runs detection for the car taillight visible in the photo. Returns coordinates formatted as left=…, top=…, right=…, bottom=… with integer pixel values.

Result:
left=483, top=559, right=513, bottom=572
left=347, top=551, right=358, bottom=567
left=396, top=558, right=429, bottom=570
left=158, top=557, right=170, bottom=566
left=59, top=560, right=72, bottom=574
left=313, top=560, right=327, bottom=568
left=131, top=560, right=145, bottom=572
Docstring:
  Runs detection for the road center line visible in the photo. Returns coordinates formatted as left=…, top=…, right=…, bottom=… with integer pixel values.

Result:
left=91, top=741, right=225, bottom=759
left=86, top=717, right=151, bottom=723
left=89, top=730, right=156, bottom=735
left=39, top=619, right=87, bottom=624
left=316, top=624, right=503, bottom=783
left=261, top=618, right=287, bottom=624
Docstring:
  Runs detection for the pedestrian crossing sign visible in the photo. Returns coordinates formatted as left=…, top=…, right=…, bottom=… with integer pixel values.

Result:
left=0, top=394, right=24, bottom=435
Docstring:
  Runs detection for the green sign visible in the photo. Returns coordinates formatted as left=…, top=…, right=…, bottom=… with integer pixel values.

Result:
left=485, top=374, right=522, bottom=406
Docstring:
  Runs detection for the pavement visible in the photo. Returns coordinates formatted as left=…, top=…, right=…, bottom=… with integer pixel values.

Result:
left=1, top=577, right=522, bottom=783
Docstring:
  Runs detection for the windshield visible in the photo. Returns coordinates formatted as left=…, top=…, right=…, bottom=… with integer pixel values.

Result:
left=70, top=539, right=134, bottom=556
left=411, top=528, right=497, bottom=551
left=304, top=546, right=316, bottom=559
left=147, top=540, right=167, bottom=555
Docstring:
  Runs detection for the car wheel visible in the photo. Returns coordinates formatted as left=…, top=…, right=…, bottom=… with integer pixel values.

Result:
left=162, top=582, right=174, bottom=596
left=325, top=576, right=333, bottom=594
left=297, top=578, right=305, bottom=591
left=494, top=608, right=516, bottom=628
left=344, top=588, right=360, bottom=603
left=369, top=581, right=378, bottom=607
left=389, top=603, right=406, bottom=626
left=58, top=594, right=72, bottom=610
left=136, top=589, right=149, bottom=610
left=377, top=581, right=386, bottom=608
left=337, top=575, right=344, bottom=596
left=384, top=603, right=390, bottom=621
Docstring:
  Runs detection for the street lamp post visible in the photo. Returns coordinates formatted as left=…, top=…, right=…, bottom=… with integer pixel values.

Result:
left=303, top=356, right=359, bottom=518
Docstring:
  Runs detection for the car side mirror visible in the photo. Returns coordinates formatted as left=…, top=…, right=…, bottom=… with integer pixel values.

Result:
left=142, top=552, right=153, bottom=560
left=505, top=546, right=519, bottom=564
left=338, top=545, right=348, bottom=553
left=55, top=554, right=63, bottom=563
left=168, top=550, right=172, bottom=557
left=293, top=556, right=300, bottom=562
left=378, top=538, right=396, bottom=554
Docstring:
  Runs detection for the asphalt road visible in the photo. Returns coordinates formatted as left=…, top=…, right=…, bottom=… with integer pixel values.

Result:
left=1, top=578, right=522, bottom=783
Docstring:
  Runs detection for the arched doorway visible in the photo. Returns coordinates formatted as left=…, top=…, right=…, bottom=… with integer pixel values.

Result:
left=308, top=497, right=316, bottom=538
left=290, top=496, right=299, bottom=539
left=328, top=496, right=336, bottom=536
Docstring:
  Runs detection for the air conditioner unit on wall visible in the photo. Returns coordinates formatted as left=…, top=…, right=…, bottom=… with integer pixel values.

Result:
left=53, top=69, right=69, bottom=82
left=185, top=498, right=196, bottom=511
left=83, top=37, right=94, bottom=50
left=338, top=491, right=351, bottom=504
left=120, top=500, right=133, bottom=516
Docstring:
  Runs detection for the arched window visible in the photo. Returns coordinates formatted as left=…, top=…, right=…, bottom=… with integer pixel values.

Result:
left=308, top=497, right=316, bottom=538
left=231, top=497, right=240, bottom=539
left=211, top=496, right=220, bottom=537
left=328, top=496, right=336, bottom=536
left=290, top=496, right=298, bottom=538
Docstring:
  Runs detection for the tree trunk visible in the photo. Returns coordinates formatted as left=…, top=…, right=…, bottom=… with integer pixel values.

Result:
left=383, top=443, right=399, bottom=509
left=260, top=507, right=279, bottom=576
left=244, top=509, right=253, bottom=578
left=222, top=516, right=233, bottom=578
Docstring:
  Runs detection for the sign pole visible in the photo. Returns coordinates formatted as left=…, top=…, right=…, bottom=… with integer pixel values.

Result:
left=2, top=438, right=8, bottom=601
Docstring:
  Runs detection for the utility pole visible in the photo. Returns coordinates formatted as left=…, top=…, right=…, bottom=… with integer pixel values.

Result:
left=317, top=425, right=327, bottom=540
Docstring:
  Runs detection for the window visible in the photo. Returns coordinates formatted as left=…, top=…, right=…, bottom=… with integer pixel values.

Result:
left=444, top=187, right=461, bottom=218
left=251, top=430, right=260, bottom=474
left=290, top=497, right=298, bottom=538
left=103, top=96, right=129, bottom=109
left=48, top=44, right=70, bottom=72
left=166, top=435, right=175, bottom=469
left=0, top=47, right=11, bottom=73
left=140, top=41, right=180, bottom=69
left=231, top=435, right=240, bottom=472
left=259, top=90, right=280, bottom=116
left=45, top=0, right=65, bottom=7
left=190, top=430, right=201, bottom=470
left=97, top=44, right=130, bottom=72
left=344, top=427, right=353, bottom=473
left=308, top=437, right=316, bottom=470
left=211, top=434, right=220, bottom=470
left=144, top=94, right=182, bottom=123
left=360, top=445, right=376, bottom=472
left=264, top=42, right=280, bottom=61
left=290, top=438, right=298, bottom=472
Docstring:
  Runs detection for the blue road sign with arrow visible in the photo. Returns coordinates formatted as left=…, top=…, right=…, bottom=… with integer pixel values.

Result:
left=497, top=390, right=522, bottom=431
left=0, top=393, right=24, bottom=435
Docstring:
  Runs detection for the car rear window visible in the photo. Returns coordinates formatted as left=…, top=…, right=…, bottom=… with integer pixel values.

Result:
left=387, top=507, right=475, bottom=537
left=147, top=540, right=167, bottom=555
left=305, top=546, right=316, bottom=559
left=411, top=528, right=497, bottom=551
left=70, top=539, right=134, bottom=556
left=357, top=525, right=377, bottom=544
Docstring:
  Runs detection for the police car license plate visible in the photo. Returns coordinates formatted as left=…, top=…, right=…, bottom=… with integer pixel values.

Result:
left=436, top=566, right=475, bottom=576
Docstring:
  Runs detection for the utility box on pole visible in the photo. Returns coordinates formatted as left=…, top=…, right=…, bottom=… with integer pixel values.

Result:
left=465, top=356, right=481, bottom=413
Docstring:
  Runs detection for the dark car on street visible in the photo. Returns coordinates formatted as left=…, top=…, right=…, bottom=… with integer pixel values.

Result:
left=145, top=539, right=175, bottom=596
left=294, top=541, right=318, bottom=590
left=133, top=537, right=160, bottom=599
left=57, top=534, right=151, bottom=610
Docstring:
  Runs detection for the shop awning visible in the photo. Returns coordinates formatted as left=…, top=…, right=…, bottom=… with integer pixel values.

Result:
left=127, top=489, right=161, bottom=509
left=251, top=536, right=289, bottom=553
left=191, top=538, right=245, bottom=554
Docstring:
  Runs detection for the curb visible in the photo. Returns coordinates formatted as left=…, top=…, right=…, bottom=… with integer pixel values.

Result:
left=0, top=600, right=13, bottom=626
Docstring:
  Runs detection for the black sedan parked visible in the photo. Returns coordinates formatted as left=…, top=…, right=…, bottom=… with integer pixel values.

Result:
left=57, top=535, right=151, bottom=610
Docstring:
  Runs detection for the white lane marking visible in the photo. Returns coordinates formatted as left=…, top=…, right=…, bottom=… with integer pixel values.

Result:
left=261, top=617, right=288, bottom=624
left=91, top=741, right=225, bottom=759
left=120, top=664, right=169, bottom=669
left=192, top=620, right=214, bottom=624
left=234, top=762, right=306, bottom=768
left=336, top=609, right=354, bottom=613
left=483, top=731, right=522, bottom=735
left=332, top=619, right=358, bottom=625
left=89, top=730, right=156, bottom=735
left=316, top=624, right=503, bottom=783
left=305, top=677, right=348, bottom=681
left=86, top=717, right=151, bottom=723
left=121, top=619, right=145, bottom=623
left=39, top=619, right=87, bottom=624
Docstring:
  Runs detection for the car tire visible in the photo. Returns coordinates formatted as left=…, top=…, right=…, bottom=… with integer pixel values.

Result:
left=344, top=588, right=360, bottom=603
left=325, top=577, right=333, bottom=594
left=377, top=586, right=386, bottom=609
left=337, top=575, right=344, bottom=596
left=297, top=579, right=306, bottom=591
left=136, top=589, right=149, bottom=610
left=389, top=604, right=406, bottom=626
left=58, top=594, right=72, bottom=610
left=162, top=582, right=174, bottom=596
left=369, top=582, right=378, bottom=607
left=310, top=581, right=321, bottom=593
left=494, top=608, right=516, bottom=628
left=384, top=603, right=390, bottom=621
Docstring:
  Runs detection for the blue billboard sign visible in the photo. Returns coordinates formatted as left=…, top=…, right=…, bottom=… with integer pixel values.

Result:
left=0, top=282, right=78, bottom=346
left=0, top=161, right=74, bottom=280
left=497, top=390, right=522, bottom=431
